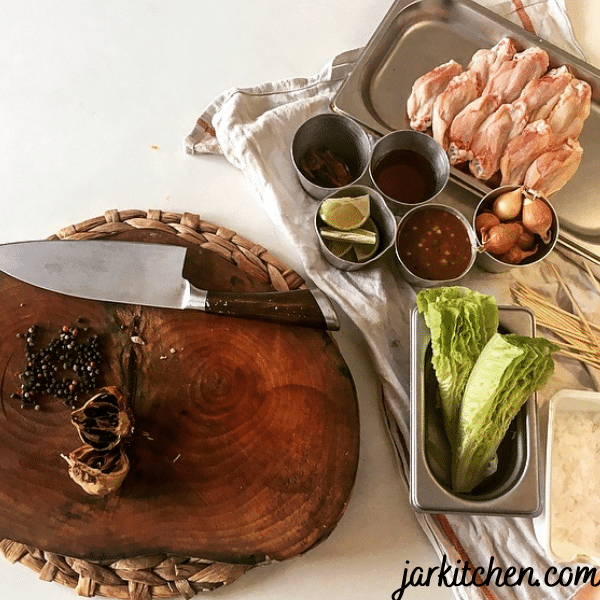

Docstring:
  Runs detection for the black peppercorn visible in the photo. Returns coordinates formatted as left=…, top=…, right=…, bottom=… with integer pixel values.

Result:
left=12, top=322, right=105, bottom=409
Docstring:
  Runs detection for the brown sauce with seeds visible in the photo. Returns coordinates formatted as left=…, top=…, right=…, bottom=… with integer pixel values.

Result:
left=397, top=208, right=473, bottom=280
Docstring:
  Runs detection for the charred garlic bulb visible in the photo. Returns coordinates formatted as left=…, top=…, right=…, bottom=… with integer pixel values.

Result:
left=71, top=386, right=133, bottom=451
left=63, top=445, right=130, bottom=497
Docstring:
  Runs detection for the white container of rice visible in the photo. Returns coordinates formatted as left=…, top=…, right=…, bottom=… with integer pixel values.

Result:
left=534, top=389, right=600, bottom=565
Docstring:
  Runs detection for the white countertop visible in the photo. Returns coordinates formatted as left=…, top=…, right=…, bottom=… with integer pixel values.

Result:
left=1, top=2, right=599, bottom=599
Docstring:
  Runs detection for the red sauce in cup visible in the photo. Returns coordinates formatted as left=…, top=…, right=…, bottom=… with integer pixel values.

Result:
left=396, top=207, right=473, bottom=280
left=373, top=149, right=436, bottom=204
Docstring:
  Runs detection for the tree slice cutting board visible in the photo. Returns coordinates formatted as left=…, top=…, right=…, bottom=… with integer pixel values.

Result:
left=0, top=210, right=359, bottom=596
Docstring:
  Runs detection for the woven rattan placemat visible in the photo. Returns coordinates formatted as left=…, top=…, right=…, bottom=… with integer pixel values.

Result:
left=1, top=208, right=308, bottom=600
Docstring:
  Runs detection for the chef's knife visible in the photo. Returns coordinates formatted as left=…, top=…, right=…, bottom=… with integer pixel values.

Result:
left=0, top=240, right=340, bottom=330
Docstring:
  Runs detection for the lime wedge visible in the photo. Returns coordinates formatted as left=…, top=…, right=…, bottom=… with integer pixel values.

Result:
left=323, top=238, right=353, bottom=259
left=318, top=194, right=370, bottom=231
left=352, top=218, right=380, bottom=262
left=319, top=227, right=377, bottom=245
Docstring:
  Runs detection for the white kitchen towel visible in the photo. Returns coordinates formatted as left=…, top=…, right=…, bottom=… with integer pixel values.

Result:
left=185, top=2, right=599, bottom=599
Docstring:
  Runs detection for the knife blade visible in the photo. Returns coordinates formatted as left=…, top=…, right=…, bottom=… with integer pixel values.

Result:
left=0, top=240, right=340, bottom=330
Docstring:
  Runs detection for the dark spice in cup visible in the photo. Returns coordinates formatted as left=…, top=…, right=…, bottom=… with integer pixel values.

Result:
left=299, top=147, right=354, bottom=188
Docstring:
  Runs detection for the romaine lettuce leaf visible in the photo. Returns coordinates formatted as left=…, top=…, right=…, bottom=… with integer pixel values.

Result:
left=452, top=333, right=557, bottom=493
left=417, top=287, right=499, bottom=442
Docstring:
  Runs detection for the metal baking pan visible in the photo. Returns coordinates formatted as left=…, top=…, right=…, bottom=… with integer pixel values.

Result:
left=332, top=0, right=600, bottom=265
left=409, top=305, right=541, bottom=516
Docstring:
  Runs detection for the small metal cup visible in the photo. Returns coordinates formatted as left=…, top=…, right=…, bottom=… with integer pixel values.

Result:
left=314, top=185, right=397, bottom=271
left=395, top=203, right=477, bottom=287
left=473, top=185, right=559, bottom=273
left=369, top=130, right=450, bottom=215
left=291, top=113, right=371, bottom=200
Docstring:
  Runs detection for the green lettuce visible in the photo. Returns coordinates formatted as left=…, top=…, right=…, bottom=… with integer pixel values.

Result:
left=416, top=287, right=499, bottom=443
left=452, top=333, right=557, bottom=493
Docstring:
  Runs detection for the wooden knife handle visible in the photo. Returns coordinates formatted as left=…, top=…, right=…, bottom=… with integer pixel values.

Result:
left=203, top=288, right=340, bottom=330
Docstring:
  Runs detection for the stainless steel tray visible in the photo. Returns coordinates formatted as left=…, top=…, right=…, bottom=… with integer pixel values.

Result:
left=409, top=305, right=541, bottom=516
left=332, top=0, right=600, bottom=265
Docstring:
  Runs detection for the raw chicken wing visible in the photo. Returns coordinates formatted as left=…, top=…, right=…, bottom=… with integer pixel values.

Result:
left=467, top=37, right=517, bottom=87
left=469, top=101, right=528, bottom=180
left=407, top=60, right=463, bottom=131
left=406, top=39, right=590, bottom=192
left=517, top=65, right=573, bottom=121
left=524, top=138, right=583, bottom=196
left=547, top=79, right=592, bottom=143
left=447, top=93, right=501, bottom=164
left=500, top=119, right=554, bottom=186
left=483, top=47, right=549, bottom=104
left=432, top=70, right=483, bottom=149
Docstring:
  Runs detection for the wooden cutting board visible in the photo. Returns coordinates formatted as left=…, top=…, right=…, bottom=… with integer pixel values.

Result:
left=0, top=210, right=359, bottom=597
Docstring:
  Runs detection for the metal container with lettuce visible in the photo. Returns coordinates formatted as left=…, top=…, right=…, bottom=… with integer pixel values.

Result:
left=416, top=287, right=557, bottom=494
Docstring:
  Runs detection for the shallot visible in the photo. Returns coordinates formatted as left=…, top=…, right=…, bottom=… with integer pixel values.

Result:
left=515, top=222, right=536, bottom=251
left=475, top=184, right=555, bottom=265
left=497, top=244, right=538, bottom=264
left=492, top=187, right=523, bottom=221
left=475, top=212, right=500, bottom=235
left=480, top=222, right=522, bottom=255
left=522, top=192, right=553, bottom=244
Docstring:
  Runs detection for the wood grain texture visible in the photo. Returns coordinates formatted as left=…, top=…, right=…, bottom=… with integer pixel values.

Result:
left=0, top=227, right=359, bottom=565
